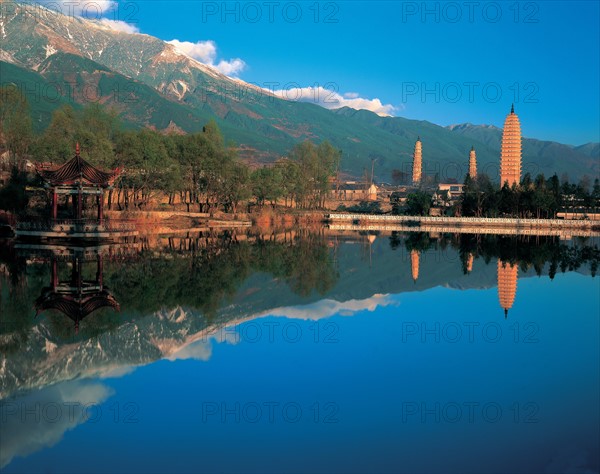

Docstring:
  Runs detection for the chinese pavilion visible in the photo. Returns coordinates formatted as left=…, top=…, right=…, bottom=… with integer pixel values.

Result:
left=37, top=143, right=120, bottom=223
left=17, top=144, right=136, bottom=239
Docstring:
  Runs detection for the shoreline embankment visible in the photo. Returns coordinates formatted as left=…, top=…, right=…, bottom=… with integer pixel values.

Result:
left=325, top=213, right=600, bottom=238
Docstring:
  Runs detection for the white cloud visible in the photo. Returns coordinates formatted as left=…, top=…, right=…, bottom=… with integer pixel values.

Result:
left=167, top=39, right=217, bottom=64
left=167, top=39, right=247, bottom=77
left=98, top=18, right=140, bottom=34
left=272, top=86, right=397, bottom=117
left=166, top=339, right=213, bottom=361
left=161, top=296, right=397, bottom=349
left=0, top=380, right=113, bottom=469
left=97, top=365, right=137, bottom=379
left=263, top=294, right=397, bottom=320
left=215, top=58, right=247, bottom=77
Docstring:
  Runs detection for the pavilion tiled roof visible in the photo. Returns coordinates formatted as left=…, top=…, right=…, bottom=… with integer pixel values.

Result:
left=35, top=290, right=120, bottom=322
left=36, top=144, right=121, bottom=187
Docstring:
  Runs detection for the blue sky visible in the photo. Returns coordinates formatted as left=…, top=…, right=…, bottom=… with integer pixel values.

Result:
left=50, top=1, right=600, bottom=145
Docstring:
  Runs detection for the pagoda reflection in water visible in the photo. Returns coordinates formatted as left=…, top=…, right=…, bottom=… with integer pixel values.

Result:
left=410, top=249, right=420, bottom=283
left=497, top=259, right=519, bottom=318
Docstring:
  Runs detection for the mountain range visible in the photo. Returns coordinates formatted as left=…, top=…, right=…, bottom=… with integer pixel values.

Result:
left=1, top=2, right=598, bottom=181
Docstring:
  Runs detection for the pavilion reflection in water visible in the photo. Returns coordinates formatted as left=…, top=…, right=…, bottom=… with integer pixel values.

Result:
left=16, top=242, right=139, bottom=333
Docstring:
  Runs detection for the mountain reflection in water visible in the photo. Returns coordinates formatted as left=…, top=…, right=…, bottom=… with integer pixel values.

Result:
left=0, top=229, right=598, bottom=473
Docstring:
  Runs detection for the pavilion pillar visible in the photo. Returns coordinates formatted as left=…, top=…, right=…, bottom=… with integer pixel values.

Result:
left=76, top=258, right=82, bottom=289
left=97, top=254, right=103, bottom=287
left=51, top=189, right=58, bottom=219
left=51, top=258, right=58, bottom=290
left=77, top=187, right=82, bottom=220
left=97, top=192, right=104, bottom=224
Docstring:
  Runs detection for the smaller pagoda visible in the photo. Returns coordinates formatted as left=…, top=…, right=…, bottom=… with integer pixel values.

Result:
left=468, top=146, right=477, bottom=179
left=17, top=144, right=136, bottom=239
left=412, top=137, right=422, bottom=185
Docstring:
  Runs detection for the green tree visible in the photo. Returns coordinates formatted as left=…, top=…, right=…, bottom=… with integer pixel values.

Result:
left=32, top=104, right=118, bottom=167
left=460, top=174, right=478, bottom=217
left=287, top=140, right=340, bottom=209
left=405, top=191, right=433, bottom=216
left=592, top=179, right=600, bottom=213
left=499, top=183, right=519, bottom=216
left=0, top=85, right=33, bottom=169
left=114, top=129, right=177, bottom=209
left=32, top=105, right=78, bottom=164
left=251, top=166, right=283, bottom=207
left=220, top=160, right=250, bottom=213
left=531, top=175, right=553, bottom=218
left=171, top=132, right=213, bottom=211
left=547, top=174, right=561, bottom=217
left=0, top=169, right=30, bottom=214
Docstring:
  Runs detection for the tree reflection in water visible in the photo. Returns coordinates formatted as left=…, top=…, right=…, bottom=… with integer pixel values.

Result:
left=0, top=230, right=598, bottom=345
left=0, top=229, right=339, bottom=342
left=392, top=231, right=600, bottom=278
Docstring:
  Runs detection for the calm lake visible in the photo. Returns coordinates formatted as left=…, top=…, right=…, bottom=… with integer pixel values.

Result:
left=1, top=230, right=599, bottom=474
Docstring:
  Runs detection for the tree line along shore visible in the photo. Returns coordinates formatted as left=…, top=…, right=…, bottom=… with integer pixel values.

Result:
left=1, top=89, right=599, bottom=228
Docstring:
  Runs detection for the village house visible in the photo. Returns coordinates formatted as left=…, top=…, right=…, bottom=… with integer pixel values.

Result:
left=330, top=181, right=378, bottom=202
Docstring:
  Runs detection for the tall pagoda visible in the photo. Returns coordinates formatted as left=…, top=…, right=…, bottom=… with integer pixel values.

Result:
left=499, top=105, right=522, bottom=187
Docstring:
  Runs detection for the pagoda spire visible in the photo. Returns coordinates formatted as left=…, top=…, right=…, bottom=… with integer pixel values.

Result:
left=511, top=103, right=514, bottom=114
left=76, top=142, right=80, bottom=156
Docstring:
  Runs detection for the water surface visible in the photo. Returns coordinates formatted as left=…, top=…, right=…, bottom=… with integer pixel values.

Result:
left=1, top=231, right=598, bottom=473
